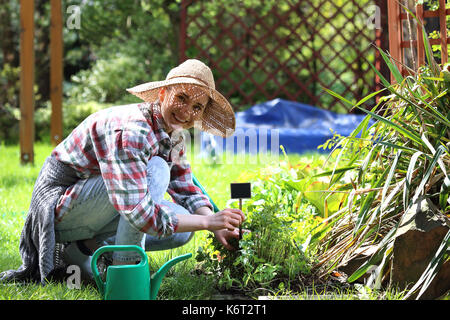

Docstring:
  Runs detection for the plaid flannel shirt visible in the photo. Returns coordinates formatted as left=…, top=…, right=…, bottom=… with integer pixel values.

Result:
left=52, top=102, right=212, bottom=238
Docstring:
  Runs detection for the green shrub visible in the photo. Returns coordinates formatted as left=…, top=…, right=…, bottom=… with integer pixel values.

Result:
left=0, top=63, right=47, bottom=144
left=0, top=64, right=29, bottom=144
left=63, top=101, right=113, bottom=136
left=66, top=54, right=147, bottom=105
left=35, top=101, right=113, bottom=142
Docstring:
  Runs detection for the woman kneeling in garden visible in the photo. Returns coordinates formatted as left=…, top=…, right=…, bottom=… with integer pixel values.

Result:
left=1, top=59, right=245, bottom=284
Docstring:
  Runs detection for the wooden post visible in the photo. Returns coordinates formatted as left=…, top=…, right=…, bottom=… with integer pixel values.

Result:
left=438, top=0, right=448, bottom=64
left=387, top=0, right=402, bottom=83
left=50, top=0, right=63, bottom=146
left=375, top=0, right=390, bottom=99
left=238, top=198, right=242, bottom=240
left=19, top=0, right=35, bottom=164
left=416, top=4, right=425, bottom=68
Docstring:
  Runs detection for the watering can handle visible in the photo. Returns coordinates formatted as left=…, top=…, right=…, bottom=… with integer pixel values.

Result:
left=90, top=245, right=148, bottom=296
left=192, top=174, right=220, bottom=213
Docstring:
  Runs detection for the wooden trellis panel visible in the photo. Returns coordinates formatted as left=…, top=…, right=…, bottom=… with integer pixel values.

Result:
left=180, top=0, right=385, bottom=112
left=388, top=0, right=449, bottom=80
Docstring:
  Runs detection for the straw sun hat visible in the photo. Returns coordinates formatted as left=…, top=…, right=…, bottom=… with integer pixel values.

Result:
left=126, top=59, right=236, bottom=138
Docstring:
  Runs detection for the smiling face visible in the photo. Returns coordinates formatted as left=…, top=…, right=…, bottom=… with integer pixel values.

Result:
left=158, top=84, right=210, bottom=133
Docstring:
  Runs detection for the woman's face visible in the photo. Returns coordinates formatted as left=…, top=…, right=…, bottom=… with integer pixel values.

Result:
left=159, top=84, right=210, bottom=133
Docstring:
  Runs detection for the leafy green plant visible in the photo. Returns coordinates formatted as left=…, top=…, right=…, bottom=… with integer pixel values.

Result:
left=35, top=101, right=113, bottom=142
left=315, top=16, right=450, bottom=299
left=0, top=63, right=42, bottom=144
left=195, top=156, right=329, bottom=295
left=67, top=55, right=146, bottom=105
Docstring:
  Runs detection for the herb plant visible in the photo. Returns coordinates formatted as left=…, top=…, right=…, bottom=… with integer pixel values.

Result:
left=195, top=155, right=329, bottom=295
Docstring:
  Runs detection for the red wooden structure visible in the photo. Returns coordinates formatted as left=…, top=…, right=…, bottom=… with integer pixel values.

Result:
left=387, top=0, right=449, bottom=80
left=19, top=0, right=35, bottom=164
left=19, top=0, right=63, bottom=164
left=50, top=0, right=64, bottom=147
left=18, top=1, right=449, bottom=163
left=179, top=0, right=388, bottom=112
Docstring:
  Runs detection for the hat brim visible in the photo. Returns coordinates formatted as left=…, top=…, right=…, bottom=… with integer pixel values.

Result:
left=127, top=78, right=235, bottom=138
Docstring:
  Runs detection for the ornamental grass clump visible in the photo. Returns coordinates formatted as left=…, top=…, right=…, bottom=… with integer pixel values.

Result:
left=314, top=22, right=449, bottom=299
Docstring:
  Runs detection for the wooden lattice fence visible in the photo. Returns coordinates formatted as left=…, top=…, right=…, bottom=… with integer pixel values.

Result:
left=180, top=0, right=388, bottom=112
left=388, top=0, right=449, bottom=79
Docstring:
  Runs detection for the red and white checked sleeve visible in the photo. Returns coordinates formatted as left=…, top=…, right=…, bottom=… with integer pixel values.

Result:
left=98, top=128, right=179, bottom=237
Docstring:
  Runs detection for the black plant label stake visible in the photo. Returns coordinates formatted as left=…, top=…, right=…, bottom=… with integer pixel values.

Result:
left=230, top=183, right=251, bottom=245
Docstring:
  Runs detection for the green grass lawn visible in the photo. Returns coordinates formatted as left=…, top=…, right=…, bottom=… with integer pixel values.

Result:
left=0, top=143, right=297, bottom=300
left=1, top=143, right=420, bottom=301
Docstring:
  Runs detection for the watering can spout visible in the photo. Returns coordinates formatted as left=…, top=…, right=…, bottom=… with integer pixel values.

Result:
left=150, top=252, right=192, bottom=300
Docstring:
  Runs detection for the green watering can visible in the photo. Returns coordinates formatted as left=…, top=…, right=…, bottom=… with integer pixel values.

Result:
left=91, top=245, right=192, bottom=300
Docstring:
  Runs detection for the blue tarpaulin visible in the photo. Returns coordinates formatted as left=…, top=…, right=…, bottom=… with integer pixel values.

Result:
left=200, top=98, right=373, bottom=155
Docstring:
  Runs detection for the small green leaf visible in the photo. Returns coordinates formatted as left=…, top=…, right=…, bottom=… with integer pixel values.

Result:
left=321, top=87, right=354, bottom=106
left=403, top=151, right=423, bottom=211
left=439, top=176, right=450, bottom=210
left=412, top=145, right=446, bottom=203
left=379, top=49, right=403, bottom=84
left=312, top=166, right=358, bottom=178
left=367, top=58, right=391, bottom=88
left=355, top=106, right=423, bottom=146
left=381, top=150, right=402, bottom=206
left=348, top=226, right=398, bottom=283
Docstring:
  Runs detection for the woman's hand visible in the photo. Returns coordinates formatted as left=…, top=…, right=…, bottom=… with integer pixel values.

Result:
left=176, top=208, right=245, bottom=234
left=176, top=207, right=245, bottom=251
left=204, top=208, right=245, bottom=231
left=207, top=209, right=245, bottom=251
left=213, top=228, right=241, bottom=251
